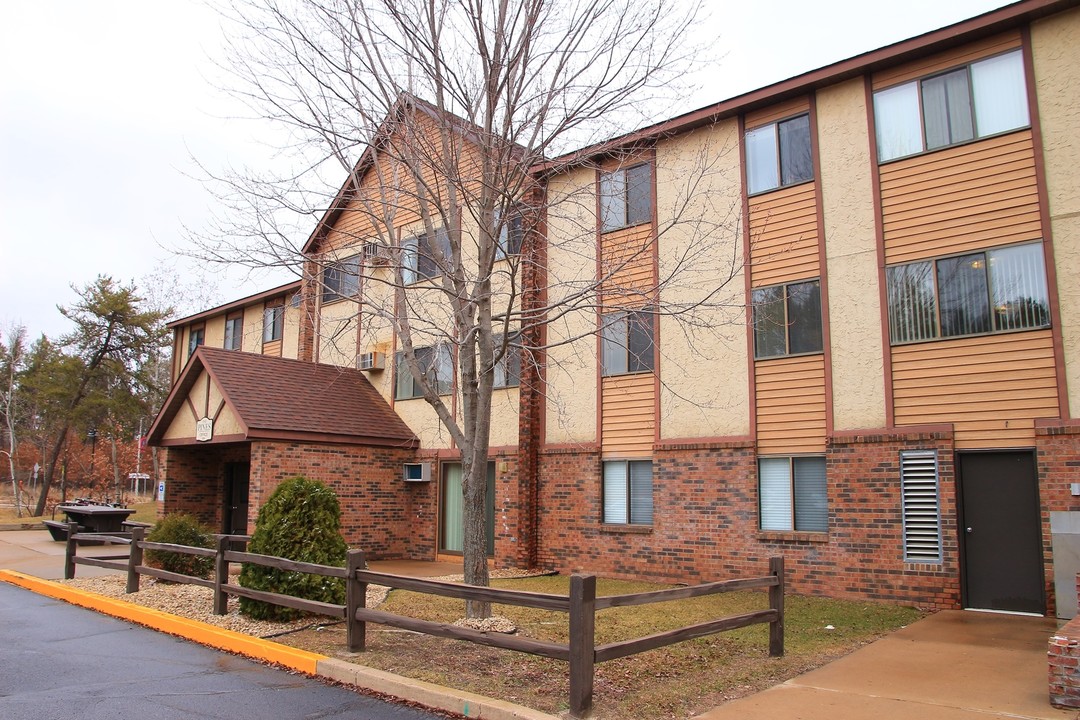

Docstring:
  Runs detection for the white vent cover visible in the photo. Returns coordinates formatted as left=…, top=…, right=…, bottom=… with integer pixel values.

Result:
left=901, top=450, right=942, bottom=563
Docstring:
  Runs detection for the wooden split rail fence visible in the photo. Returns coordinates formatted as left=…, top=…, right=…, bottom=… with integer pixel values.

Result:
left=66, top=524, right=784, bottom=719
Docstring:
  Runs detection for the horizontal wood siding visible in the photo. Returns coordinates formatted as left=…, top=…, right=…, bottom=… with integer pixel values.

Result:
left=748, top=183, right=820, bottom=286
left=262, top=339, right=282, bottom=357
left=892, top=330, right=1058, bottom=448
left=745, top=97, right=811, bottom=129
left=755, top=355, right=826, bottom=454
left=872, top=31, right=1021, bottom=90
left=601, top=373, right=655, bottom=457
left=600, top=223, right=655, bottom=304
left=880, top=131, right=1040, bottom=264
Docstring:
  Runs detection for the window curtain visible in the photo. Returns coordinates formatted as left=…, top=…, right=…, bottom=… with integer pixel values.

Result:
left=874, top=82, right=922, bottom=161
left=603, top=461, right=628, bottom=524
left=972, top=50, right=1029, bottom=137
left=793, top=457, right=828, bottom=532
left=745, top=125, right=778, bottom=194
left=759, top=457, right=792, bottom=531
left=442, top=463, right=464, bottom=552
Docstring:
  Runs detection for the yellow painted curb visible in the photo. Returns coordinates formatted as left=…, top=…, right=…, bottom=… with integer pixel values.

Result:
left=0, top=569, right=325, bottom=674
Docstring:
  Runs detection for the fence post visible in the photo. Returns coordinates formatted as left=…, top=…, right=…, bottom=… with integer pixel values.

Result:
left=213, top=535, right=230, bottom=615
left=568, top=573, right=596, bottom=719
left=769, top=556, right=785, bottom=657
left=346, top=549, right=367, bottom=652
left=64, top=522, right=79, bottom=579
left=126, top=526, right=144, bottom=593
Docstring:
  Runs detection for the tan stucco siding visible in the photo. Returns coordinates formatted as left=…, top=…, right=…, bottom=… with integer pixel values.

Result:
left=544, top=168, right=599, bottom=444
left=318, top=299, right=359, bottom=368
left=242, top=305, right=263, bottom=353
left=282, top=297, right=301, bottom=360
left=656, top=122, right=749, bottom=439
left=816, top=78, right=886, bottom=430
left=393, top=397, right=452, bottom=449
left=203, top=315, right=226, bottom=350
left=1033, top=7, right=1080, bottom=418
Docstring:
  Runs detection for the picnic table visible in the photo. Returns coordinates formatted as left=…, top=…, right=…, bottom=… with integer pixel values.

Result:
left=43, top=502, right=136, bottom=541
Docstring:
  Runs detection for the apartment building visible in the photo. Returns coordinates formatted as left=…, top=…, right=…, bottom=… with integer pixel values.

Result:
left=149, top=0, right=1080, bottom=615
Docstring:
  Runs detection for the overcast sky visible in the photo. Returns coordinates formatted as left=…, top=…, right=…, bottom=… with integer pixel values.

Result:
left=0, top=0, right=1010, bottom=341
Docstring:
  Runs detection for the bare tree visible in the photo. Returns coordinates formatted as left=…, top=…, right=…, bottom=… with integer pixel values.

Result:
left=0, top=326, right=27, bottom=517
left=187, top=0, right=748, bottom=617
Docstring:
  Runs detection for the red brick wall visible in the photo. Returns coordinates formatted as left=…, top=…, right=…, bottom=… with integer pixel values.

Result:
left=534, top=429, right=962, bottom=609
left=250, top=441, right=429, bottom=559
left=1036, top=421, right=1080, bottom=616
left=160, top=445, right=250, bottom=529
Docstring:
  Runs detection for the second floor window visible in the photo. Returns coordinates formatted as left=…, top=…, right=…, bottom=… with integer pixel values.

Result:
left=224, top=315, right=243, bottom=351
left=322, top=254, right=360, bottom=303
left=745, top=113, right=813, bottom=195
left=492, top=333, right=521, bottom=389
left=263, top=305, right=284, bottom=343
left=402, top=229, right=451, bottom=285
left=886, top=241, right=1049, bottom=344
left=188, top=327, right=204, bottom=358
left=601, top=309, right=655, bottom=376
left=395, top=344, right=453, bottom=400
left=600, top=163, right=651, bottom=233
left=874, top=49, right=1029, bottom=162
left=752, top=279, right=823, bottom=358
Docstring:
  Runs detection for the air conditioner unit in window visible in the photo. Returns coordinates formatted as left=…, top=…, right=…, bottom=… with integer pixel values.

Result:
left=403, top=462, right=431, bottom=482
left=356, top=351, right=385, bottom=371
left=364, top=241, right=389, bottom=265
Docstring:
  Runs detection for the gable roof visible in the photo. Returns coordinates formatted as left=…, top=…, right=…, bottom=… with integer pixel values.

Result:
left=148, top=346, right=417, bottom=448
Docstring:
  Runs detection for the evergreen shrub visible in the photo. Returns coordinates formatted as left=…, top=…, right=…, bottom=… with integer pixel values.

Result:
left=238, top=476, right=348, bottom=621
left=144, top=513, right=215, bottom=580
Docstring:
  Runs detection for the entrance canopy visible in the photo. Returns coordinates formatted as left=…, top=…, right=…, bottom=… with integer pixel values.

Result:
left=147, top=346, right=417, bottom=449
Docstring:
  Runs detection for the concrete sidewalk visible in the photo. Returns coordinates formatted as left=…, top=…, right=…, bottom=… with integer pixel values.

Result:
left=0, top=528, right=123, bottom=579
left=697, top=610, right=1077, bottom=720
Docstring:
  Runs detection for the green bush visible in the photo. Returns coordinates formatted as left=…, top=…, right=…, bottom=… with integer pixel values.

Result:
left=144, top=513, right=215, bottom=580
left=238, top=476, right=348, bottom=621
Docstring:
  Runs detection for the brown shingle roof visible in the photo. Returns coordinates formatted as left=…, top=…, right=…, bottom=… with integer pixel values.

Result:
left=149, top=347, right=417, bottom=448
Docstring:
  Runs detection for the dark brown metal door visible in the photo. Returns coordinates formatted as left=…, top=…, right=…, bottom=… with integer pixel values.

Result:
left=224, top=462, right=250, bottom=535
left=958, top=451, right=1044, bottom=613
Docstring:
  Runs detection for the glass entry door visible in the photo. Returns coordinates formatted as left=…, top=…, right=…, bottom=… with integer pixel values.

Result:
left=440, top=462, right=495, bottom=555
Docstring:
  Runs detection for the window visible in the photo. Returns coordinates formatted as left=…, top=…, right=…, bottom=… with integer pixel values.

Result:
left=887, top=242, right=1049, bottom=344
left=600, top=163, right=652, bottom=232
left=752, top=279, right=823, bottom=358
left=901, top=451, right=942, bottom=563
left=495, top=208, right=524, bottom=261
left=402, top=229, right=451, bottom=285
left=394, top=344, right=452, bottom=400
left=493, top=333, right=521, bottom=389
left=322, top=254, right=360, bottom=303
left=745, top=113, right=813, bottom=194
left=874, top=49, right=1029, bottom=162
left=603, top=460, right=653, bottom=525
left=759, top=456, right=827, bottom=533
left=263, top=305, right=284, bottom=343
left=601, top=309, right=655, bottom=376
left=187, top=327, right=204, bottom=358
left=224, top=315, right=243, bottom=351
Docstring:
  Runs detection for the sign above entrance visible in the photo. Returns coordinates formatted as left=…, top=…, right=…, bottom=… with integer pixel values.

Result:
left=195, top=417, right=214, bottom=442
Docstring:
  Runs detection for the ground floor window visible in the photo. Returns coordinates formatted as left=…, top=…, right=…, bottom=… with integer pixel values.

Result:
left=759, top=456, right=827, bottom=532
left=603, top=459, right=653, bottom=525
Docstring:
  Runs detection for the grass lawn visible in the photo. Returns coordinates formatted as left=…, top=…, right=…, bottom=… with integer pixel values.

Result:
left=276, top=574, right=922, bottom=719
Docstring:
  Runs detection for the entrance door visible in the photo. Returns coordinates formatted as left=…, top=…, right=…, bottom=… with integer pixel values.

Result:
left=958, top=451, right=1044, bottom=613
left=223, top=462, right=250, bottom=535
left=440, top=462, right=495, bottom=555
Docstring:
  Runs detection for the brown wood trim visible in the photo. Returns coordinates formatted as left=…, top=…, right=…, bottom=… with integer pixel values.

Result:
left=247, top=429, right=420, bottom=448
left=808, top=94, right=835, bottom=437
left=865, top=74, right=896, bottom=428
left=1022, top=25, right=1070, bottom=420
left=650, top=147, right=661, bottom=445
left=184, top=396, right=199, bottom=422
left=155, top=433, right=249, bottom=447
left=538, top=188, right=550, bottom=449
left=653, top=435, right=756, bottom=450
left=210, top=397, right=226, bottom=423
left=595, top=165, right=605, bottom=448
left=828, top=422, right=954, bottom=440
left=738, top=113, right=758, bottom=444
left=202, top=371, right=212, bottom=416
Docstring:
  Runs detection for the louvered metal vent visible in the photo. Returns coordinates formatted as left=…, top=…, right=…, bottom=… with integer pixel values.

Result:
left=901, top=451, right=942, bottom=563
